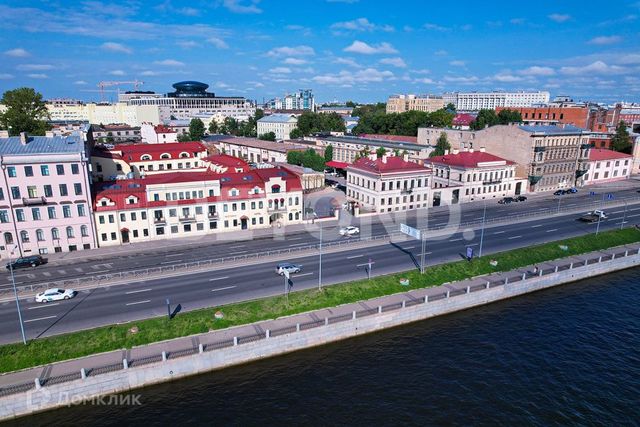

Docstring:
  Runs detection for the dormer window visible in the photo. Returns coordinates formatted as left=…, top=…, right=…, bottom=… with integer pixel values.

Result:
left=229, top=188, right=239, bottom=197
left=271, top=184, right=281, bottom=194
left=160, top=153, right=171, bottom=159
left=141, top=154, right=152, bottom=161
left=180, top=152, right=189, bottom=158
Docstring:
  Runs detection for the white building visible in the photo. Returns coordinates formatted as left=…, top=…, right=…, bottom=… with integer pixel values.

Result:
left=580, top=149, right=632, bottom=186
left=140, top=124, right=178, bottom=144
left=425, top=148, right=527, bottom=203
left=265, top=90, right=314, bottom=111
left=212, top=137, right=316, bottom=164
left=443, top=91, right=551, bottom=111
left=257, top=114, right=298, bottom=141
left=45, top=101, right=161, bottom=126
left=346, top=155, right=431, bottom=213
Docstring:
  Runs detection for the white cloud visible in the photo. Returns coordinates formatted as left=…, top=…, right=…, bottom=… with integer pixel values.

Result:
left=333, top=57, right=361, bottom=68
left=101, top=42, right=132, bottom=54
left=109, top=69, right=126, bottom=76
left=434, top=50, right=448, bottom=56
left=493, top=73, right=524, bottom=82
left=618, top=54, right=640, bottom=64
left=267, top=45, right=315, bottom=57
left=510, top=18, right=525, bottom=25
left=519, top=66, right=555, bottom=76
left=449, top=60, right=466, bottom=67
left=312, top=67, right=394, bottom=85
left=3, top=48, right=29, bottom=57
left=560, top=61, right=627, bottom=75
left=222, top=0, right=262, bottom=14
left=411, top=69, right=431, bottom=74
left=177, top=40, right=199, bottom=49
left=140, top=70, right=161, bottom=76
left=27, top=73, right=48, bottom=79
left=414, top=77, right=434, bottom=84
left=443, top=75, right=479, bottom=84
left=343, top=40, right=397, bottom=54
left=177, top=7, right=199, bottom=16
left=73, top=80, right=88, bottom=85
left=153, top=59, right=185, bottom=66
left=207, top=37, right=229, bottom=49
left=423, top=23, right=449, bottom=31
left=331, top=17, right=394, bottom=33
left=379, top=57, right=406, bottom=68
left=283, top=57, right=308, bottom=65
left=587, top=36, right=622, bottom=45
left=16, top=64, right=55, bottom=71
left=548, top=13, right=571, bottom=23
left=269, top=67, right=292, bottom=74
left=0, top=73, right=14, bottom=79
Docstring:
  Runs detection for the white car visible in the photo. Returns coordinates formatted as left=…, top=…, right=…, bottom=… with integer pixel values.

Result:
left=35, top=288, right=77, bottom=303
left=339, top=226, right=360, bottom=236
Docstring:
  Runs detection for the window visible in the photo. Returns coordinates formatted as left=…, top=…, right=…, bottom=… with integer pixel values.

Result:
left=120, top=213, right=126, bottom=222
left=195, top=206, right=203, bottom=215
left=32, top=208, right=41, bottom=220
left=184, top=224, right=192, bottom=232
left=71, top=164, right=79, bottom=174
left=4, top=232, right=13, bottom=244
left=56, top=164, right=65, bottom=175
left=59, top=184, right=68, bottom=196
left=0, top=188, right=3, bottom=201
left=0, top=210, right=8, bottom=223
left=131, top=212, right=137, bottom=221
left=24, top=166, right=33, bottom=177
left=156, top=227, right=165, bottom=235
left=108, top=214, right=114, bottom=223
left=36, top=229, right=44, bottom=241
left=96, top=163, right=103, bottom=172
left=133, top=230, right=139, bottom=238
left=63, top=205, right=71, bottom=218
left=81, top=225, right=89, bottom=237
left=41, top=165, right=50, bottom=176
left=77, top=204, right=86, bottom=217
left=52, top=228, right=60, bottom=240
left=47, top=206, right=56, bottom=219
left=101, top=233, right=108, bottom=241
left=20, top=230, right=29, bottom=243
left=111, top=232, right=116, bottom=240
left=7, top=166, right=16, bottom=177
left=11, top=187, right=20, bottom=199
left=74, top=183, right=83, bottom=196
left=169, top=209, right=177, bottom=217
left=141, top=212, right=147, bottom=220
left=28, top=186, right=37, bottom=198
left=44, top=185, right=53, bottom=197
left=16, top=209, right=25, bottom=222
left=171, top=225, right=178, bottom=234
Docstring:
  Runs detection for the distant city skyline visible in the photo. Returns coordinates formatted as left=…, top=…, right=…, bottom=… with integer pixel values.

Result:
left=0, top=0, right=639, bottom=104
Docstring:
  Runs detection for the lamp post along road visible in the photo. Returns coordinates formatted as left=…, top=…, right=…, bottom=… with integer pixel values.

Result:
left=479, top=201, right=487, bottom=258
left=9, top=246, right=27, bottom=345
left=621, top=200, right=628, bottom=230
left=318, top=222, right=323, bottom=291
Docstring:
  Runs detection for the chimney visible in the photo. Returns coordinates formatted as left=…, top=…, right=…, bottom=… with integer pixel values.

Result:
left=452, top=148, right=459, bottom=155
left=479, top=147, right=486, bottom=152
left=19, top=132, right=28, bottom=145
left=381, top=154, right=388, bottom=164
left=469, top=148, right=474, bottom=153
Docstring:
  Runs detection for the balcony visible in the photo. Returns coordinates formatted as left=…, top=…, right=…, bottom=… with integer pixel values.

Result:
left=179, top=215, right=196, bottom=223
left=401, top=188, right=413, bottom=195
left=208, top=212, right=219, bottom=219
left=267, top=205, right=287, bottom=213
left=482, top=179, right=502, bottom=186
left=153, top=217, right=166, bottom=225
left=533, top=146, right=546, bottom=153
left=22, top=196, right=47, bottom=206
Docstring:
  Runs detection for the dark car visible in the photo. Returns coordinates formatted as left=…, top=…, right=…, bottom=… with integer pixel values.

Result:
left=515, top=195, right=527, bottom=202
left=568, top=187, right=578, bottom=194
left=553, top=190, right=564, bottom=196
left=6, top=255, right=48, bottom=270
left=498, top=197, right=515, bottom=204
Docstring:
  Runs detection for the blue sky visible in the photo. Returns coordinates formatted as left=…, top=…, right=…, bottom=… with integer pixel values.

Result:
left=1, top=0, right=639, bottom=104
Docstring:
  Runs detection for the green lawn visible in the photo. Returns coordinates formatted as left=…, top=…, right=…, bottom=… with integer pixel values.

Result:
left=1, top=228, right=639, bottom=374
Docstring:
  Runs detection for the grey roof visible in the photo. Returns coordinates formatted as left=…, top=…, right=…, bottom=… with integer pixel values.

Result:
left=258, top=114, right=297, bottom=123
left=0, top=135, right=84, bottom=155
left=518, top=125, right=586, bottom=135
left=320, top=136, right=430, bottom=152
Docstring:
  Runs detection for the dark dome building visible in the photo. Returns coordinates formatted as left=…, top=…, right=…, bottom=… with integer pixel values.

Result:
left=169, top=81, right=216, bottom=98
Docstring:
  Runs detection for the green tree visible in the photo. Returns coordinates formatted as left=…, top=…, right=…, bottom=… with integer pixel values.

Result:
left=376, top=146, right=387, bottom=158
left=611, top=121, right=632, bottom=153
left=177, top=133, right=191, bottom=142
left=470, top=109, right=499, bottom=130
left=497, top=109, right=523, bottom=125
left=446, top=103, right=456, bottom=112
left=258, top=131, right=276, bottom=141
left=345, top=100, right=356, bottom=108
left=430, top=132, right=451, bottom=157
left=324, top=144, right=334, bottom=162
left=0, top=87, right=50, bottom=135
left=289, top=128, right=304, bottom=139
left=208, top=120, right=218, bottom=134
left=188, top=118, right=205, bottom=140
left=224, top=117, right=239, bottom=135
left=287, top=151, right=302, bottom=165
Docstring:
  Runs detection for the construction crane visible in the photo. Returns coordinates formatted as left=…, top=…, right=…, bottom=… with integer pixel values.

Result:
left=97, top=80, right=144, bottom=102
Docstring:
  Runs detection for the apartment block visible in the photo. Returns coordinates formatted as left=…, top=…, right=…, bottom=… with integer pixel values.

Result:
left=444, top=91, right=550, bottom=111
left=386, top=94, right=445, bottom=114
left=580, top=149, right=632, bottom=186
left=257, top=114, right=298, bottom=141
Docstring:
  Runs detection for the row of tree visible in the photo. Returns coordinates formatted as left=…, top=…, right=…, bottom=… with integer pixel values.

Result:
left=290, top=111, right=346, bottom=138
left=351, top=107, right=455, bottom=136
left=286, top=148, right=332, bottom=172
left=469, top=109, right=523, bottom=130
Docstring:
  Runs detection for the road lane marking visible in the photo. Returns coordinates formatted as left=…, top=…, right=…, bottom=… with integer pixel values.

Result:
left=229, top=251, right=247, bottom=255
left=546, top=229, right=558, bottom=233
left=611, top=210, right=623, bottom=214
left=347, top=255, right=363, bottom=259
left=24, top=315, right=57, bottom=323
left=531, top=224, right=543, bottom=228
left=229, top=245, right=246, bottom=249
left=493, top=231, right=506, bottom=235
left=211, top=286, right=236, bottom=292
left=28, top=303, right=59, bottom=310
left=294, top=272, right=313, bottom=277
left=449, top=238, right=464, bottom=242
left=508, top=235, right=522, bottom=240
left=125, top=300, right=150, bottom=306
left=209, top=276, right=230, bottom=281
left=160, top=260, right=180, bottom=265
left=288, top=243, right=309, bottom=247
left=401, top=246, right=416, bottom=250
left=125, top=288, right=152, bottom=295
left=286, top=237, right=303, bottom=241
left=165, top=253, right=183, bottom=257
left=86, top=270, right=109, bottom=275
left=627, top=213, right=640, bottom=218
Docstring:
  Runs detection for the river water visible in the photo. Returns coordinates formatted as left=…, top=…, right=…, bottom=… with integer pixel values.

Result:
left=10, top=268, right=640, bottom=426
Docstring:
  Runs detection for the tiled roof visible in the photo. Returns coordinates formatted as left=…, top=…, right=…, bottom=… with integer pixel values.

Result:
left=518, top=125, right=586, bottom=135
left=154, top=125, right=176, bottom=134
left=203, top=154, right=249, bottom=169
left=360, top=134, right=418, bottom=144
left=107, top=141, right=207, bottom=162
left=348, top=156, right=427, bottom=174
left=452, top=113, right=476, bottom=126
left=0, top=135, right=84, bottom=155
left=588, top=149, right=632, bottom=161
left=216, top=136, right=311, bottom=152
left=427, top=151, right=515, bottom=168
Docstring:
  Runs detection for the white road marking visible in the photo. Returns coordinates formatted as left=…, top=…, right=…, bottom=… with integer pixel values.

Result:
left=28, top=303, right=59, bottom=310
left=209, top=276, right=230, bottom=281
left=125, top=288, right=152, bottom=295
left=546, top=229, right=558, bottom=233
left=449, top=238, right=464, bottom=242
left=57, top=269, right=67, bottom=274
left=42, top=272, right=51, bottom=277
left=611, top=210, right=623, bottom=214
left=211, top=286, right=236, bottom=292
left=165, top=253, right=183, bottom=257
left=347, top=254, right=363, bottom=259
left=24, top=315, right=57, bottom=323
left=467, top=243, right=479, bottom=247
left=416, top=252, right=433, bottom=256
left=160, top=260, right=180, bottom=265
left=493, top=231, right=506, bottom=235
left=402, top=246, right=416, bottom=250
left=294, top=272, right=313, bottom=277
left=508, top=235, right=522, bottom=240
left=286, top=237, right=303, bottom=241
left=627, top=213, right=640, bottom=218
left=229, top=245, right=246, bottom=248
left=531, top=224, right=543, bottom=228
left=288, top=243, right=309, bottom=247
left=125, top=300, right=150, bottom=306
left=86, top=270, right=109, bottom=275
left=74, top=268, right=83, bottom=272
left=229, top=251, right=247, bottom=255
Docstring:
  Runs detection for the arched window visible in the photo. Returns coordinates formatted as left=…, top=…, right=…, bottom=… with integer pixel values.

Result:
left=36, top=229, right=44, bottom=241
left=295, top=212, right=300, bottom=220
left=20, top=230, right=29, bottom=243
left=4, top=232, right=13, bottom=244
left=81, top=225, right=89, bottom=237
left=295, top=197, right=299, bottom=205
left=269, top=200, right=273, bottom=208
left=66, top=226, right=74, bottom=238
left=160, top=153, right=171, bottom=159
left=288, top=213, right=293, bottom=221
left=179, top=152, right=189, bottom=158
left=140, top=154, right=152, bottom=161
left=271, top=184, right=281, bottom=193
left=51, top=228, right=60, bottom=240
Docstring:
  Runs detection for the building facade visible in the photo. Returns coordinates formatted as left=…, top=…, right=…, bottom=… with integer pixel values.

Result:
left=443, top=91, right=550, bottom=111
left=386, top=94, right=445, bottom=113
left=211, top=137, right=316, bottom=164
left=265, top=90, right=315, bottom=111
left=580, top=149, right=632, bottom=186
left=257, top=114, right=299, bottom=141
left=91, top=124, right=141, bottom=143
left=0, top=133, right=96, bottom=259
left=140, top=124, right=178, bottom=144
left=46, top=101, right=161, bottom=126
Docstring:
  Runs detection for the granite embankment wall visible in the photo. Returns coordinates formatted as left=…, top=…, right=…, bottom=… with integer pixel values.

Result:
left=2, top=247, right=639, bottom=420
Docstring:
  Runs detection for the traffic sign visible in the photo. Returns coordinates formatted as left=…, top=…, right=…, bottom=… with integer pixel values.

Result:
left=400, top=223, right=421, bottom=240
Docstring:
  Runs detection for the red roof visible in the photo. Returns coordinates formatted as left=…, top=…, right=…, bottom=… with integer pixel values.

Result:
left=203, top=154, right=249, bottom=171
left=348, top=156, right=426, bottom=174
left=360, top=134, right=418, bottom=144
left=154, top=125, right=176, bottom=134
left=588, top=149, right=632, bottom=161
left=326, top=160, right=350, bottom=169
left=452, top=113, right=476, bottom=126
left=427, top=151, right=514, bottom=168
left=109, top=141, right=208, bottom=162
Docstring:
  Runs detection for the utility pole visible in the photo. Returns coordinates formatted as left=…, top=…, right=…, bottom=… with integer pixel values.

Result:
left=621, top=200, right=628, bottom=230
left=420, top=234, right=427, bottom=274
left=9, top=246, right=26, bottom=345
left=318, top=221, right=323, bottom=291
left=479, top=201, right=487, bottom=258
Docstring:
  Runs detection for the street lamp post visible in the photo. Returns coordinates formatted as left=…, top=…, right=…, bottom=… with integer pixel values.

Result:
left=621, top=200, right=628, bottom=230
left=420, top=234, right=427, bottom=274
left=317, top=216, right=323, bottom=291
left=9, top=245, right=27, bottom=345
left=479, top=201, right=487, bottom=258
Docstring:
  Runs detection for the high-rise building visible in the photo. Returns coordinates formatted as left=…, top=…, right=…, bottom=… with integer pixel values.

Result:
left=265, top=89, right=315, bottom=111
left=444, top=91, right=551, bottom=111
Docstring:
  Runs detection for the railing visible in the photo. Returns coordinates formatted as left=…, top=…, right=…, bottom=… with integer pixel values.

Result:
left=1, top=244, right=637, bottom=398
left=208, top=212, right=219, bottom=219
left=22, top=196, right=47, bottom=206
left=267, top=206, right=287, bottom=213
left=482, top=179, right=502, bottom=186
left=179, top=215, right=196, bottom=223
left=153, top=217, right=166, bottom=225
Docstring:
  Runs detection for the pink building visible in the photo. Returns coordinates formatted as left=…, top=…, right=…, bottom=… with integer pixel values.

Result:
left=0, top=133, right=96, bottom=259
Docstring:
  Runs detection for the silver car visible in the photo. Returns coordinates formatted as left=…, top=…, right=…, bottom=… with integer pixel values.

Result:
left=275, top=263, right=302, bottom=275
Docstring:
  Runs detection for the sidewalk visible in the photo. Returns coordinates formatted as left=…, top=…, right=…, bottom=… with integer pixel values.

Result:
left=1, top=242, right=638, bottom=396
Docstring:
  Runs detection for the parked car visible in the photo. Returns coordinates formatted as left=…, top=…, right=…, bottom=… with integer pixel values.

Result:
left=515, top=195, right=528, bottom=202
left=568, top=187, right=578, bottom=194
left=553, top=190, right=565, bottom=196
left=35, top=288, right=77, bottom=303
left=6, top=255, right=48, bottom=270
left=579, top=210, right=607, bottom=222
left=339, top=226, right=360, bottom=236
left=275, top=263, right=302, bottom=275
left=498, top=197, right=515, bottom=204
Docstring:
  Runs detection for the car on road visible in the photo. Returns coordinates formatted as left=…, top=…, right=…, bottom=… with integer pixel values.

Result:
left=568, top=187, right=578, bottom=193
left=35, top=288, right=77, bottom=303
left=578, top=210, right=607, bottom=222
left=6, top=255, right=48, bottom=270
left=498, top=197, right=515, bottom=204
left=515, top=195, right=527, bottom=202
left=553, top=190, right=568, bottom=196
left=339, top=226, right=360, bottom=236
left=276, top=263, right=302, bottom=275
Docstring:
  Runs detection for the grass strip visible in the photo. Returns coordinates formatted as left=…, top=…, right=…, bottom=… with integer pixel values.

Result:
left=1, top=228, right=639, bottom=374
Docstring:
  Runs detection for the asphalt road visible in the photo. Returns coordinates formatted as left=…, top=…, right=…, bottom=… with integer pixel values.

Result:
left=0, top=196, right=638, bottom=344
